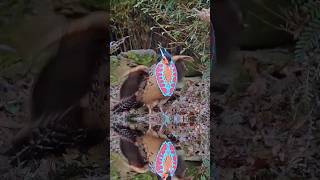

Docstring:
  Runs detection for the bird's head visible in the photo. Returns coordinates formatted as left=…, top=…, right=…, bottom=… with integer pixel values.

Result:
left=158, top=48, right=173, bottom=65
left=157, top=173, right=171, bottom=180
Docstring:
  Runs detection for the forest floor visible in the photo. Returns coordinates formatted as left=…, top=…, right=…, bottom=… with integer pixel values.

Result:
left=213, top=49, right=320, bottom=179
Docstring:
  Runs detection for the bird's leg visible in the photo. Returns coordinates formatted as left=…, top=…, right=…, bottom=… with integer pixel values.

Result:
left=159, top=124, right=164, bottom=134
left=147, top=106, right=153, bottom=130
left=159, top=111, right=170, bottom=134
left=159, top=105, right=164, bottom=113
left=148, top=120, right=152, bottom=131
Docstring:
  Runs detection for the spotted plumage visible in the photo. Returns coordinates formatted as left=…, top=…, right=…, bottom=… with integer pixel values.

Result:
left=112, top=124, right=187, bottom=180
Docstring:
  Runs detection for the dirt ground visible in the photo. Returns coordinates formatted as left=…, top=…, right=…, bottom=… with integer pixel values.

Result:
left=212, top=49, right=320, bottom=179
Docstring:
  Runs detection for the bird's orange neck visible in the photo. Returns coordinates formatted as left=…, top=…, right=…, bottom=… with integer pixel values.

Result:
left=162, top=57, right=169, bottom=65
left=163, top=65, right=172, bottom=82
left=160, top=155, right=172, bottom=180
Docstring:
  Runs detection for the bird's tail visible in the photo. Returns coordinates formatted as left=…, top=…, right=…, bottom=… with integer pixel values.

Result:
left=111, top=95, right=141, bottom=113
left=5, top=126, right=105, bottom=166
left=112, top=124, right=143, bottom=143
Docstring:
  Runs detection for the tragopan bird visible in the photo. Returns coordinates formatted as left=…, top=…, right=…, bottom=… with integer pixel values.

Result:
left=112, top=48, right=193, bottom=125
left=112, top=124, right=188, bottom=180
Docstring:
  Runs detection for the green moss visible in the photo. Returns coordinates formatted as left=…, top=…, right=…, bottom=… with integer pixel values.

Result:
left=110, top=56, right=120, bottom=85
left=185, top=161, right=209, bottom=178
left=132, top=173, right=157, bottom=180
left=127, top=52, right=154, bottom=66
left=110, top=166, right=121, bottom=180
left=0, top=52, right=25, bottom=78
left=0, top=52, right=21, bottom=68
left=186, top=165, right=198, bottom=177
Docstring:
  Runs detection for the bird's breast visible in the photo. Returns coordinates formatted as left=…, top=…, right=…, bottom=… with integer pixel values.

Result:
left=154, top=62, right=177, bottom=97
left=142, top=76, right=165, bottom=105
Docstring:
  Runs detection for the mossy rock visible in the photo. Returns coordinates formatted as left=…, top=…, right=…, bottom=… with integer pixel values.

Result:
left=184, top=60, right=203, bottom=77
left=0, top=52, right=28, bottom=80
left=238, top=0, right=293, bottom=48
left=184, top=53, right=209, bottom=77
left=132, top=173, right=157, bottom=180
left=237, top=49, right=293, bottom=73
left=110, top=152, right=127, bottom=179
left=110, top=152, right=156, bottom=179
left=110, top=55, right=133, bottom=85
left=110, top=49, right=157, bottom=85
left=120, top=49, right=157, bottom=67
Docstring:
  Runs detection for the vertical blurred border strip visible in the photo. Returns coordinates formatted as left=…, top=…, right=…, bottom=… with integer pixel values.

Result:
left=105, top=0, right=111, bottom=177
left=210, top=0, right=218, bottom=180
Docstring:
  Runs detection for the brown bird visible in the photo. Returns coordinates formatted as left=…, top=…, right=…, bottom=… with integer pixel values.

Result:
left=5, top=11, right=108, bottom=163
left=112, top=124, right=188, bottom=180
left=112, top=48, right=193, bottom=127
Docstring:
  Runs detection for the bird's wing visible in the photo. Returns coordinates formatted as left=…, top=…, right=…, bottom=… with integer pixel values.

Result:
left=172, top=55, right=194, bottom=82
left=112, top=124, right=149, bottom=170
left=120, top=65, right=149, bottom=99
left=174, top=154, right=187, bottom=179
left=119, top=138, right=147, bottom=169
left=138, top=129, right=167, bottom=165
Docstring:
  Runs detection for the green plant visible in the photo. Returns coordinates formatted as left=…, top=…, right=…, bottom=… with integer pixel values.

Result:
left=132, top=173, right=156, bottom=180
left=280, top=0, right=320, bottom=61
left=110, top=0, right=210, bottom=74
left=281, top=1, right=320, bottom=160
left=110, top=56, right=120, bottom=85
left=134, top=0, right=210, bottom=60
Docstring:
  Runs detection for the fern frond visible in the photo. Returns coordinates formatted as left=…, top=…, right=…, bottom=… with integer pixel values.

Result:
left=290, top=0, right=306, bottom=6
left=294, top=17, right=320, bottom=61
left=301, top=0, right=320, bottom=19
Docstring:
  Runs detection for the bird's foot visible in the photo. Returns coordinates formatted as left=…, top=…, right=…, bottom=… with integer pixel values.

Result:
left=148, top=113, right=156, bottom=130
left=159, top=125, right=164, bottom=134
left=159, top=112, right=170, bottom=133
left=148, top=122, right=152, bottom=131
left=173, top=113, right=181, bottom=125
